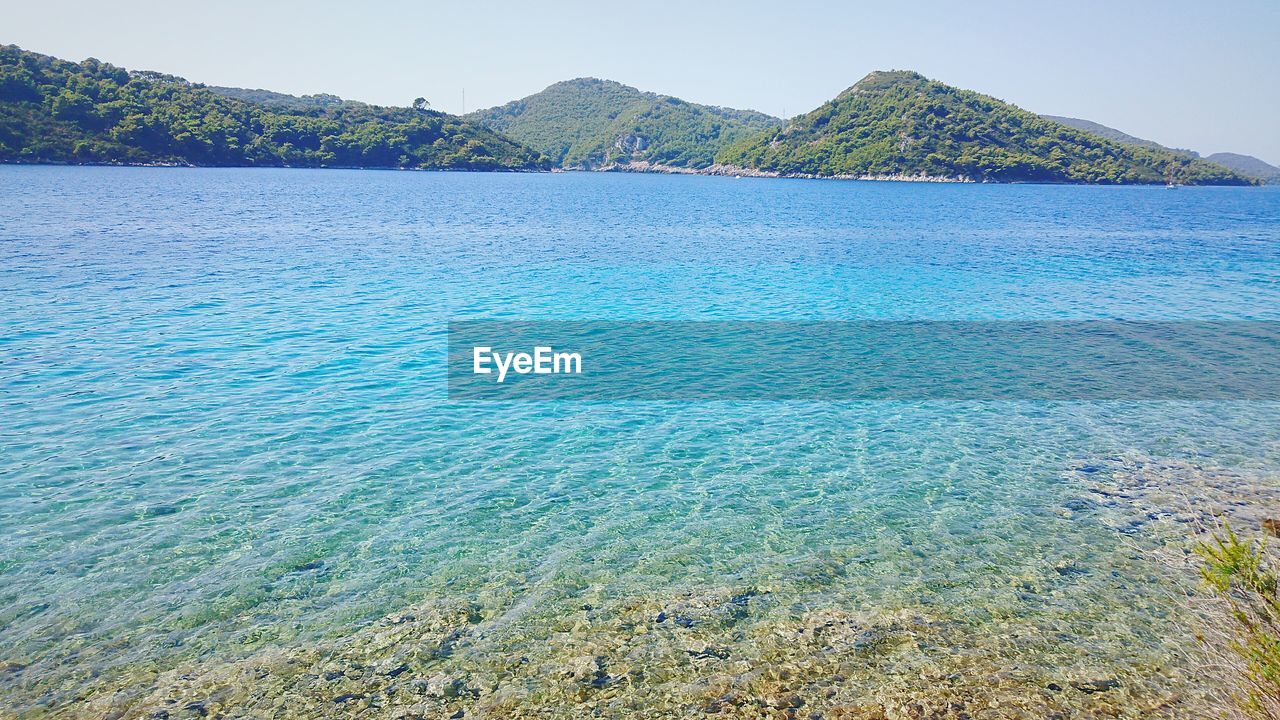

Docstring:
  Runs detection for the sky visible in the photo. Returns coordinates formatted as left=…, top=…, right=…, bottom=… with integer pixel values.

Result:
left=7, top=0, right=1279, bottom=164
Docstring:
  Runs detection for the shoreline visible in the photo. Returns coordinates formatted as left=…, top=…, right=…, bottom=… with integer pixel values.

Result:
left=588, top=160, right=975, bottom=183
left=1, top=159, right=1264, bottom=186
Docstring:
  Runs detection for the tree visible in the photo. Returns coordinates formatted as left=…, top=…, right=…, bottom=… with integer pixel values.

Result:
left=50, top=89, right=97, bottom=125
left=412, top=97, right=430, bottom=111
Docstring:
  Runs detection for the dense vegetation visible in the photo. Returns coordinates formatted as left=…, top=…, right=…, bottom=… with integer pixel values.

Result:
left=0, top=45, right=550, bottom=170
left=466, top=78, right=780, bottom=169
left=1, top=46, right=1262, bottom=185
left=718, top=71, right=1250, bottom=185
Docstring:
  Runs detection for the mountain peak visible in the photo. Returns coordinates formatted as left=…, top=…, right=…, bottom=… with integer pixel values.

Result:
left=549, top=77, right=645, bottom=94
left=845, top=70, right=929, bottom=93
left=466, top=78, right=779, bottom=168
left=718, top=73, right=1250, bottom=185
left=858, top=69, right=928, bottom=85
left=830, top=71, right=931, bottom=104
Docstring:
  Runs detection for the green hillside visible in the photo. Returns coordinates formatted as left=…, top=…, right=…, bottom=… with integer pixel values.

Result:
left=1039, top=116, right=1280, bottom=184
left=466, top=78, right=780, bottom=169
left=1038, top=114, right=1200, bottom=157
left=1204, top=152, right=1280, bottom=184
left=0, top=45, right=550, bottom=170
left=718, top=71, right=1250, bottom=185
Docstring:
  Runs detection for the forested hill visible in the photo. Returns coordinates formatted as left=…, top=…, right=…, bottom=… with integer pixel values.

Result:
left=1041, top=115, right=1279, bottom=185
left=0, top=45, right=550, bottom=170
left=1203, top=152, right=1280, bottom=184
left=1038, top=114, right=1196, bottom=155
left=0, top=47, right=1259, bottom=184
left=718, top=71, right=1250, bottom=185
left=466, top=78, right=780, bottom=169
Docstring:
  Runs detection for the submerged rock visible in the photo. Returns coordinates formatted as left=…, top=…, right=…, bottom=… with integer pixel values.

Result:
left=559, top=655, right=611, bottom=689
left=1053, top=563, right=1089, bottom=577
left=654, top=587, right=769, bottom=632
left=1072, top=455, right=1280, bottom=539
left=1063, top=498, right=1098, bottom=512
left=55, top=565, right=1221, bottom=719
left=1071, top=678, right=1120, bottom=694
left=685, top=646, right=730, bottom=660
left=424, top=673, right=465, bottom=698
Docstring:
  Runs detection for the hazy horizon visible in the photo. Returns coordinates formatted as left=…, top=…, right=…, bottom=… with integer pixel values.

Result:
left=6, top=0, right=1279, bottom=165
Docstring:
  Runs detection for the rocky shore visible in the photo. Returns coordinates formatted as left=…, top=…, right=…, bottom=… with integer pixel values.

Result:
left=587, top=161, right=974, bottom=183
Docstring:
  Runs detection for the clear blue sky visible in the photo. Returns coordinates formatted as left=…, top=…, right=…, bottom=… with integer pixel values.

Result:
left=8, top=0, right=1279, bottom=164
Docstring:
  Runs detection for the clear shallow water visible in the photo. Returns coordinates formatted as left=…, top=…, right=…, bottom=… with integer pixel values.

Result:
left=2, top=167, right=1280, bottom=717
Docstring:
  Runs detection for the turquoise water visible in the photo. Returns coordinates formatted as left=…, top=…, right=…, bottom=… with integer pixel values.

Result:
left=2, top=166, right=1280, bottom=717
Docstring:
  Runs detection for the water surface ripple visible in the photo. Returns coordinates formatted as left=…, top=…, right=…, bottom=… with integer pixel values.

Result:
left=2, top=167, right=1279, bottom=717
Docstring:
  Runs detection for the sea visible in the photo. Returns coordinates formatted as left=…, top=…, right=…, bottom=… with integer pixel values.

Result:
left=2, top=166, right=1279, bottom=717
